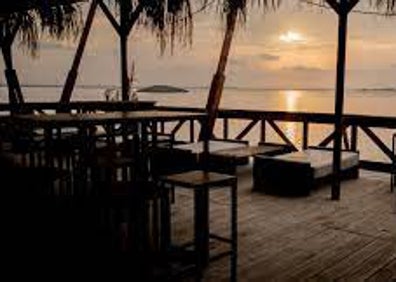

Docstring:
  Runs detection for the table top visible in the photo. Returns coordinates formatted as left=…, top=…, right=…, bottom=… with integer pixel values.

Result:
left=13, top=110, right=206, bottom=127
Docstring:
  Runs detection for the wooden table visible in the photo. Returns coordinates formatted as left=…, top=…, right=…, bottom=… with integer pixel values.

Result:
left=12, top=110, right=208, bottom=258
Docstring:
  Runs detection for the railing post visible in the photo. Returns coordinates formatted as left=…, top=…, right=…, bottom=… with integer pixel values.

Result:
left=223, top=118, right=229, bottom=139
left=351, top=124, right=357, bottom=151
left=303, top=121, right=309, bottom=149
left=159, top=121, right=164, bottom=134
left=190, top=119, right=195, bottom=142
left=260, top=120, right=266, bottom=143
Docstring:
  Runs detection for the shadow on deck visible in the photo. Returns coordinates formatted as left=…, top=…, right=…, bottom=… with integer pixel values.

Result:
left=170, top=166, right=396, bottom=281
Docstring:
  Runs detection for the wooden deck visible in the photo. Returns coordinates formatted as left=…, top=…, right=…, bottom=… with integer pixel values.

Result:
left=170, top=167, right=396, bottom=281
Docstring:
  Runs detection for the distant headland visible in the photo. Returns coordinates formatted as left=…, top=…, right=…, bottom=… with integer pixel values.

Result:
left=137, top=85, right=189, bottom=93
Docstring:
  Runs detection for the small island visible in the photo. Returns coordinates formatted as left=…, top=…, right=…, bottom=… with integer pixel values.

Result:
left=137, top=85, right=189, bottom=93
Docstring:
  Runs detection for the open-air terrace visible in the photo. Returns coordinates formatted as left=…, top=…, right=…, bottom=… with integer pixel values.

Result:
left=170, top=167, right=396, bottom=281
left=1, top=0, right=396, bottom=280
left=0, top=102, right=395, bottom=281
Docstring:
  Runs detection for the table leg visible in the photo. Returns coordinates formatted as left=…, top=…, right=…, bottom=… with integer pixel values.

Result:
left=194, top=186, right=209, bottom=267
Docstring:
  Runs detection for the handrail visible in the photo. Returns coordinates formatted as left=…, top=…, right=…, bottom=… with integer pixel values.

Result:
left=155, top=106, right=396, bottom=173
left=0, top=101, right=156, bottom=113
left=2, top=104, right=396, bottom=173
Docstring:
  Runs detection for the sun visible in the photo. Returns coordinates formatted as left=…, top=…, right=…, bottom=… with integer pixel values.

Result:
left=279, top=31, right=304, bottom=43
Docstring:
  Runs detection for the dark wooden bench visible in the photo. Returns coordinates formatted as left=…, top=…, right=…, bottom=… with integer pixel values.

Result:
left=253, top=147, right=359, bottom=196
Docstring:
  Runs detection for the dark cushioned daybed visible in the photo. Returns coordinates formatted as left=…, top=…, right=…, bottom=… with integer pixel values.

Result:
left=253, top=147, right=359, bottom=196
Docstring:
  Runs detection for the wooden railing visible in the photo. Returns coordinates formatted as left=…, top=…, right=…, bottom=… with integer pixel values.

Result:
left=1, top=102, right=395, bottom=173
left=0, top=100, right=156, bottom=114
left=155, top=106, right=396, bottom=173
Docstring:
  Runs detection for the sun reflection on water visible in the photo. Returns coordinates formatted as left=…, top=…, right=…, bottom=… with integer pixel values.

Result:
left=284, top=90, right=302, bottom=146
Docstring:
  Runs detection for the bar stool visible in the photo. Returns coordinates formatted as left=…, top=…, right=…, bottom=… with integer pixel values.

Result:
left=158, top=170, right=238, bottom=282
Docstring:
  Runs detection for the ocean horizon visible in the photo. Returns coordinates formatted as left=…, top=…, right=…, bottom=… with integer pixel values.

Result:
left=1, top=85, right=395, bottom=115
left=3, top=84, right=396, bottom=92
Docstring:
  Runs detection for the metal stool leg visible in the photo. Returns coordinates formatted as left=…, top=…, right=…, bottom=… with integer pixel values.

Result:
left=160, top=181, right=171, bottom=252
left=194, top=185, right=209, bottom=278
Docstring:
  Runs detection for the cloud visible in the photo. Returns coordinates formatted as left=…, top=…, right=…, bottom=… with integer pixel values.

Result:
left=258, top=53, right=280, bottom=61
left=281, top=65, right=327, bottom=72
left=229, top=58, right=245, bottom=66
left=229, top=53, right=280, bottom=67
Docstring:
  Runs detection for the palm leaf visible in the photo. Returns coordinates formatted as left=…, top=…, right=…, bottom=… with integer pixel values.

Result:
left=0, top=1, right=83, bottom=56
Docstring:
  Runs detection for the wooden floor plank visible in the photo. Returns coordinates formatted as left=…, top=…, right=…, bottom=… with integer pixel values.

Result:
left=312, top=238, right=396, bottom=280
left=168, top=167, right=396, bottom=281
left=366, top=257, right=396, bottom=282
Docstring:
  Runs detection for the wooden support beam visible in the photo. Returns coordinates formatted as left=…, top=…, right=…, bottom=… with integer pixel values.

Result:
left=267, top=120, right=298, bottom=151
left=60, top=0, right=98, bottom=104
left=98, top=0, right=121, bottom=35
left=360, top=126, right=394, bottom=161
left=325, top=0, right=340, bottom=14
left=127, top=2, right=145, bottom=34
left=171, top=120, right=186, bottom=136
left=318, top=130, right=336, bottom=147
left=348, top=0, right=360, bottom=13
left=321, top=125, right=350, bottom=149
left=235, top=119, right=259, bottom=140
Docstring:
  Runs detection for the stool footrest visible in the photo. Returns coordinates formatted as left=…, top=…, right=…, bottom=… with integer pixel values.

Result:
left=209, top=250, right=233, bottom=263
left=176, top=233, right=232, bottom=252
left=179, top=241, right=195, bottom=249
left=209, top=233, right=232, bottom=244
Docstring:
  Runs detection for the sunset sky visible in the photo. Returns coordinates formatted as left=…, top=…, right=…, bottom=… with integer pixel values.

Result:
left=4, top=0, right=396, bottom=89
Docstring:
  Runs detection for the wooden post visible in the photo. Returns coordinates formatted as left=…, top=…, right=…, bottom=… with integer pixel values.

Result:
left=326, top=0, right=360, bottom=200
left=260, top=120, right=266, bottom=143
left=1, top=21, right=24, bottom=112
left=223, top=118, right=229, bottom=139
left=2, top=44, right=24, bottom=113
left=190, top=119, right=195, bottom=142
left=120, top=0, right=130, bottom=101
left=303, top=121, right=309, bottom=149
left=60, top=0, right=98, bottom=104
left=351, top=124, right=357, bottom=151
left=332, top=0, right=348, bottom=200
left=98, top=0, right=138, bottom=102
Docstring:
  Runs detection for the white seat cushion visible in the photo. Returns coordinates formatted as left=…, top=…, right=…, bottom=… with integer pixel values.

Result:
left=273, top=149, right=359, bottom=179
